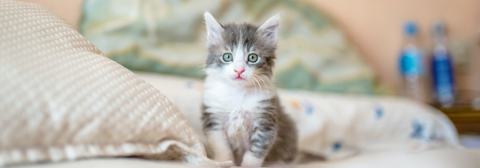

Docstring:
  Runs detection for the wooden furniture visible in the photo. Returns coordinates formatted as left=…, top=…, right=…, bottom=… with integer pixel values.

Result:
left=438, top=106, right=480, bottom=134
left=433, top=90, right=480, bottom=134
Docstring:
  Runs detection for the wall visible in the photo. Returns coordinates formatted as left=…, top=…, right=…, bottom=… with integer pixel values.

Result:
left=305, top=0, right=480, bottom=93
left=19, top=0, right=83, bottom=29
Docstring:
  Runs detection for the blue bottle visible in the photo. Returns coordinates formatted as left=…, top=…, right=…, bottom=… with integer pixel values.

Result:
left=399, top=21, right=429, bottom=102
left=431, top=20, right=455, bottom=107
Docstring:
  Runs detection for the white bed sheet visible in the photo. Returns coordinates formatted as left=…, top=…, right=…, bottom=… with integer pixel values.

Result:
left=15, top=148, right=480, bottom=168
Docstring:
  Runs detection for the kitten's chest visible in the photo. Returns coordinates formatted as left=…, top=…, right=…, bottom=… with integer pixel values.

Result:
left=203, top=83, right=270, bottom=113
left=205, top=90, right=258, bottom=150
left=225, top=109, right=253, bottom=150
left=203, top=82, right=272, bottom=150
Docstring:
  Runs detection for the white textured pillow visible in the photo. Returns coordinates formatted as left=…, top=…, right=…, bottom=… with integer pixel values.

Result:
left=0, top=0, right=230, bottom=166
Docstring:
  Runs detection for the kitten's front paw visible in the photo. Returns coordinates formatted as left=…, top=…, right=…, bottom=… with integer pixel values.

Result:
left=240, top=151, right=264, bottom=167
left=213, top=154, right=233, bottom=163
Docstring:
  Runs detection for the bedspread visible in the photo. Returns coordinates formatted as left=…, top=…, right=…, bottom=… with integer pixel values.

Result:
left=136, top=72, right=462, bottom=160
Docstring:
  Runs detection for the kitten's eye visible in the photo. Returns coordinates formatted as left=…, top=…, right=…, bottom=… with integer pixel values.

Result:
left=222, top=53, right=233, bottom=62
left=248, top=54, right=258, bottom=63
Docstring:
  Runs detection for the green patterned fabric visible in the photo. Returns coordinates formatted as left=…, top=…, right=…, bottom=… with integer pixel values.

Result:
left=80, top=0, right=393, bottom=95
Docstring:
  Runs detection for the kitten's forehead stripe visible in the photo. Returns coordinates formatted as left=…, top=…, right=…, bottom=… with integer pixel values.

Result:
left=233, top=31, right=244, bottom=62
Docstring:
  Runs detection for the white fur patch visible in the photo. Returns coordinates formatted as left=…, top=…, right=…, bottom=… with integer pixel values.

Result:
left=203, top=73, right=275, bottom=155
left=226, top=109, right=252, bottom=151
left=203, top=76, right=273, bottom=114
left=241, top=151, right=265, bottom=167
left=233, top=33, right=245, bottom=63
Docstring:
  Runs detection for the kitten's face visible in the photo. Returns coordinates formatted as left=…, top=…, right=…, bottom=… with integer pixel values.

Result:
left=204, top=12, right=279, bottom=86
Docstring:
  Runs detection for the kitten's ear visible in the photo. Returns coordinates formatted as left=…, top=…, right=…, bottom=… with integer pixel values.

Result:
left=204, top=12, right=223, bottom=45
left=258, top=14, right=280, bottom=43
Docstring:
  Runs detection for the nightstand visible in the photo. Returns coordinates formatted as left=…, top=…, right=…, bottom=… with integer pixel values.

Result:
left=432, top=91, right=480, bottom=134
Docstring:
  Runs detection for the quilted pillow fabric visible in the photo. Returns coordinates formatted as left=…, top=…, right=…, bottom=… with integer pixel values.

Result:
left=0, top=0, right=230, bottom=166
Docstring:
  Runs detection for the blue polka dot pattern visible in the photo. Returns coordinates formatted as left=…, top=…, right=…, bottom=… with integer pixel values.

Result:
left=333, top=141, right=342, bottom=151
left=375, top=106, right=384, bottom=119
left=411, top=120, right=424, bottom=140
left=305, top=104, right=313, bottom=116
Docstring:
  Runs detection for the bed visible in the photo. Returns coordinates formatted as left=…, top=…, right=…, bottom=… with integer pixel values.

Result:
left=1, top=0, right=480, bottom=167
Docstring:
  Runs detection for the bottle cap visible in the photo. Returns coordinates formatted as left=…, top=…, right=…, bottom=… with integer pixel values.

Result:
left=404, top=21, right=418, bottom=36
left=432, top=20, right=446, bottom=36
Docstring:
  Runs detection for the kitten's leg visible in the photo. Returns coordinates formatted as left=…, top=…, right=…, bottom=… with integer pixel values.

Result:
left=202, top=112, right=233, bottom=162
left=241, top=112, right=277, bottom=167
left=205, top=130, right=234, bottom=162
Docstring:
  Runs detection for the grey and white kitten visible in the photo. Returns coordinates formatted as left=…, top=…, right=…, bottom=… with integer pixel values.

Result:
left=201, top=12, right=298, bottom=167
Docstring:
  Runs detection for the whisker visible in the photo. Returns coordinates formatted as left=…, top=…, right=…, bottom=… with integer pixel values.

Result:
left=257, top=75, right=270, bottom=91
left=253, top=74, right=273, bottom=90
left=251, top=76, right=258, bottom=96
left=253, top=74, right=273, bottom=105
left=251, top=76, right=263, bottom=93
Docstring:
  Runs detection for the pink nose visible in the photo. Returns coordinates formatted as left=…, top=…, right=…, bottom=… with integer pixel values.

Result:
left=234, top=69, right=245, bottom=76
